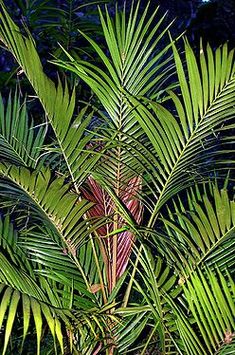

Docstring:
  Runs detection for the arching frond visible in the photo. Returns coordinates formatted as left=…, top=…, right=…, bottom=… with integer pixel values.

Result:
left=54, top=1, right=174, bottom=124
left=160, top=182, right=235, bottom=274
left=0, top=212, right=113, bottom=354
left=0, top=2, right=99, bottom=186
left=128, top=41, right=235, bottom=226
left=0, top=164, right=98, bottom=294
left=0, top=217, right=70, bottom=355
left=0, top=163, right=92, bottom=246
left=52, top=1, right=176, bottom=190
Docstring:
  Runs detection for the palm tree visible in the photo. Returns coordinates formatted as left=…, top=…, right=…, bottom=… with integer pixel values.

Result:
left=0, top=0, right=234, bottom=354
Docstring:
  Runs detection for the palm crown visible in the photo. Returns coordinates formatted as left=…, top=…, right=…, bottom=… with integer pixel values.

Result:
left=0, top=1, right=234, bottom=354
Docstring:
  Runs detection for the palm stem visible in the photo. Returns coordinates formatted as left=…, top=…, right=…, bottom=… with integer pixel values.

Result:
left=122, top=244, right=143, bottom=307
left=90, top=233, right=108, bottom=303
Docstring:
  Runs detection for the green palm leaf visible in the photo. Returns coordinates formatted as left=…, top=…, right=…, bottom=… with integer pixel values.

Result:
left=0, top=219, right=70, bottom=354
left=0, top=214, right=111, bottom=354
left=127, top=40, right=235, bottom=227
left=0, top=164, right=92, bottom=247
left=54, top=2, right=174, bottom=119
left=0, top=2, right=99, bottom=186
left=0, top=283, right=70, bottom=355
left=52, top=1, right=175, bottom=190
left=117, top=245, right=190, bottom=354
left=182, top=268, right=235, bottom=354
left=0, top=164, right=98, bottom=294
left=160, top=182, right=235, bottom=274
left=0, top=90, right=45, bottom=167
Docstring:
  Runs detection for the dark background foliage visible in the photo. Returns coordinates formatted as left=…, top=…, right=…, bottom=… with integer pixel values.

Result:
left=1, top=0, right=235, bottom=89
left=1, top=0, right=234, bottom=147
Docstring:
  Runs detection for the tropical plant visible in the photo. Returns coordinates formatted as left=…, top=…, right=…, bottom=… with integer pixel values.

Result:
left=0, top=0, right=106, bottom=91
left=5, top=0, right=106, bottom=51
left=0, top=0, right=234, bottom=354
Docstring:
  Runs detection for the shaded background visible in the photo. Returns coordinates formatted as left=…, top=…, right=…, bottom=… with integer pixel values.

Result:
left=1, top=0, right=235, bottom=90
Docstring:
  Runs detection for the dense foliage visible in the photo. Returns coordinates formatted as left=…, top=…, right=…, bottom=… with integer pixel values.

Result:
left=0, top=0, right=234, bottom=354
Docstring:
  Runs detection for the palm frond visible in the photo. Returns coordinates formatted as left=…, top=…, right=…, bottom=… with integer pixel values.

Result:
left=182, top=268, right=235, bottom=354
left=0, top=164, right=98, bottom=294
left=0, top=213, right=112, bottom=354
left=0, top=217, right=70, bottom=354
left=127, top=40, right=235, bottom=226
left=160, top=181, right=235, bottom=274
left=0, top=283, right=70, bottom=355
left=54, top=2, right=175, bottom=125
left=0, top=3, right=99, bottom=186
left=117, top=245, right=190, bottom=355
left=52, top=1, right=176, bottom=195
left=0, top=163, right=92, bottom=245
left=0, top=90, right=45, bottom=167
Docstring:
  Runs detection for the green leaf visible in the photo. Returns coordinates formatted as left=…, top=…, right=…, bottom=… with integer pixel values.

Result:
left=2, top=290, right=20, bottom=355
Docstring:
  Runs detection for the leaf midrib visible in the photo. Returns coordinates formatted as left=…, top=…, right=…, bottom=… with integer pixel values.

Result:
left=196, top=225, right=235, bottom=269
left=0, top=134, right=27, bottom=166
left=148, top=76, right=235, bottom=228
